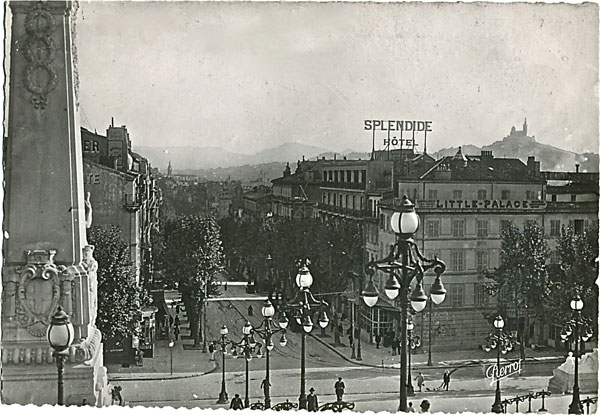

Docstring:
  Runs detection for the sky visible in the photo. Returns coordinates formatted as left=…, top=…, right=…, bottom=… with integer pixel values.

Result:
left=75, top=1, right=599, bottom=155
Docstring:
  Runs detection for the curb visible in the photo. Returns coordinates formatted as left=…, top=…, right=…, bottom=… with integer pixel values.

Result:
left=108, top=362, right=218, bottom=382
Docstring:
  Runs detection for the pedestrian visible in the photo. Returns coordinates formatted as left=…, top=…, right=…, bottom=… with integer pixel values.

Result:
left=348, top=332, right=353, bottom=347
left=175, top=304, right=180, bottom=314
left=443, top=370, right=451, bottom=391
left=307, top=387, right=319, bottom=412
left=391, top=338, right=397, bottom=356
left=169, top=315, right=174, bottom=326
left=415, top=372, right=424, bottom=392
left=407, top=402, right=416, bottom=412
left=375, top=333, right=381, bottom=349
left=248, top=305, right=254, bottom=316
left=111, top=385, right=123, bottom=406
left=420, top=399, right=431, bottom=413
left=209, top=342, right=216, bottom=361
left=174, top=315, right=180, bottom=327
left=334, top=377, right=345, bottom=402
left=225, top=282, right=228, bottom=291
left=260, top=378, right=271, bottom=396
left=174, top=325, right=180, bottom=341
left=137, top=350, right=145, bottom=366
left=230, top=393, right=243, bottom=410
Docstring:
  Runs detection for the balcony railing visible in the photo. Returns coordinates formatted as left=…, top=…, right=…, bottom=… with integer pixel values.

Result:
left=317, top=203, right=376, bottom=218
left=124, top=194, right=141, bottom=211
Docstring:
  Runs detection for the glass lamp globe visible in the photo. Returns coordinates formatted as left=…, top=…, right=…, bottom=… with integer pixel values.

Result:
left=362, top=279, right=380, bottom=308
left=220, top=325, right=229, bottom=336
left=318, top=311, right=329, bottom=329
left=570, top=296, right=584, bottom=311
left=262, top=300, right=275, bottom=318
left=243, top=321, right=253, bottom=336
left=279, top=334, right=288, bottom=347
left=47, top=307, right=75, bottom=352
left=248, top=334, right=257, bottom=348
left=384, top=275, right=400, bottom=300
left=581, top=331, right=592, bottom=342
left=390, top=196, right=420, bottom=236
left=278, top=312, right=289, bottom=329
left=410, top=284, right=428, bottom=313
left=232, top=348, right=238, bottom=358
left=430, top=277, right=447, bottom=305
left=295, top=265, right=313, bottom=289
left=407, top=321, right=414, bottom=331
left=266, top=338, right=275, bottom=351
left=493, top=316, right=504, bottom=330
left=302, top=315, right=314, bottom=333
left=484, top=345, right=491, bottom=352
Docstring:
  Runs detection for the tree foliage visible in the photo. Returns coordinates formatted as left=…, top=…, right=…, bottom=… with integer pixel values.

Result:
left=88, top=225, right=149, bottom=341
left=219, top=216, right=364, bottom=297
left=487, top=222, right=550, bottom=358
left=547, top=224, right=599, bottom=326
left=162, top=215, right=224, bottom=346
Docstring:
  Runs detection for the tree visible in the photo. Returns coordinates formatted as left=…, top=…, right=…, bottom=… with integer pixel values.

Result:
left=88, top=225, right=149, bottom=341
left=487, top=222, right=550, bottom=359
left=163, top=215, right=223, bottom=347
left=547, top=224, right=598, bottom=327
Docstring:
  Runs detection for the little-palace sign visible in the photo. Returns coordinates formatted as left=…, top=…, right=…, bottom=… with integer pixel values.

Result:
left=417, top=199, right=547, bottom=210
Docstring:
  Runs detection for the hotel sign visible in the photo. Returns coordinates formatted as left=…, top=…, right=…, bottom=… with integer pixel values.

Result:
left=417, top=199, right=547, bottom=210
left=485, top=359, right=522, bottom=385
left=364, top=119, right=432, bottom=150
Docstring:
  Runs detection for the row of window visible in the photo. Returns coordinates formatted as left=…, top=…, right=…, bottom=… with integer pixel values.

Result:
left=426, top=189, right=543, bottom=201
left=323, top=169, right=367, bottom=183
left=421, top=219, right=590, bottom=238
left=323, top=192, right=364, bottom=210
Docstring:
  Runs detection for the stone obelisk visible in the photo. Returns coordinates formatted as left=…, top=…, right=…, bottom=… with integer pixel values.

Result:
left=2, top=1, right=108, bottom=405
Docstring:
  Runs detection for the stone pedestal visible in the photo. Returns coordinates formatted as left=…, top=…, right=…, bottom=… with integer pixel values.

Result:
left=1, top=1, right=108, bottom=406
left=548, top=349, right=598, bottom=394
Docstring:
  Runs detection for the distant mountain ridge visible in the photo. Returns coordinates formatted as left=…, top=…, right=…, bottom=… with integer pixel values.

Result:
left=134, top=142, right=332, bottom=171
left=135, top=129, right=598, bottom=173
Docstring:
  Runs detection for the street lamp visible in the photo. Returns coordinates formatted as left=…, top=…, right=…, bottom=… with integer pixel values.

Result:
left=562, top=295, right=594, bottom=414
left=280, top=260, right=329, bottom=410
left=484, top=315, right=514, bottom=413
left=407, top=319, right=421, bottom=396
left=233, top=321, right=262, bottom=408
left=47, top=306, right=75, bottom=405
left=168, top=340, right=175, bottom=376
left=216, top=325, right=236, bottom=404
left=250, top=298, right=288, bottom=408
left=361, top=196, right=446, bottom=412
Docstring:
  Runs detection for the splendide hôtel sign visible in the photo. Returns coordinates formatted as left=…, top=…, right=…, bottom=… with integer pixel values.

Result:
left=417, top=199, right=547, bottom=210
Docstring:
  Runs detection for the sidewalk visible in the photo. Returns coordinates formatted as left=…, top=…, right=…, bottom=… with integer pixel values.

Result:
left=108, top=293, right=217, bottom=381
left=309, top=329, right=566, bottom=371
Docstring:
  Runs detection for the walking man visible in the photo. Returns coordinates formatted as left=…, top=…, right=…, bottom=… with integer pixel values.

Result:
left=443, top=370, right=451, bottom=391
left=307, top=388, right=319, bottom=412
left=375, top=333, right=381, bottom=349
left=174, top=325, right=180, bottom=341
left=209, top=342, right=216, bottom=361
left=391, top=338, right=397, bottom=356
left=334, top=377, right=345, bottom=402
left=415, top=372, right=425, bottom=392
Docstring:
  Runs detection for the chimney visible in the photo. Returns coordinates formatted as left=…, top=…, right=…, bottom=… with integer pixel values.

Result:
left=576, top=164, right=580, bottom=173
left=334, top=154, right=337, bottom=160
left=111, top=117, right=114, bottom=127
left=343, top=156, right=347, bottom=160
left=527, top=156, right=535, bottom=170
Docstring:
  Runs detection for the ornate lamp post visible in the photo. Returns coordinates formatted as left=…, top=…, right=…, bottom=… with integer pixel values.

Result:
left=251, top=299, right=288, bottom=408
left=407, top=319, right=421, bottom=396
left=47, top=307, right=75, bottom=405
left=361, top=196, right=446, bottom=412
left=281, top=260, right=329, bottom=410
left=232, top=321, right=262, bottom=408
left=562, top=295, right=594, bottom=414
left=425, top=287, right=445, bottom=366
left=484, top=315, right=514, bottom=413
left=216, top=325, right=236, bottom=404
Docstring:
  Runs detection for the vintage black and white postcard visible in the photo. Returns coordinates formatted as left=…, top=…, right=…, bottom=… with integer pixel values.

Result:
left=1, top=1, right=598, bottom=414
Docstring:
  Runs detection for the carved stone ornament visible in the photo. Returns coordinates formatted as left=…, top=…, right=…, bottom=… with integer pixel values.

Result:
left=15, top=249, right=66, bottom=337
left=22, top=1, right=58, bottom=110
